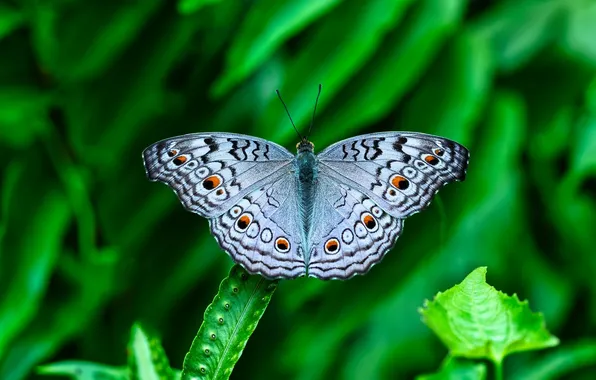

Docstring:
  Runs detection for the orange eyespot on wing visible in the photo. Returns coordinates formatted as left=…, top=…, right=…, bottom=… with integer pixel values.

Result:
left=391, top=175, right=409, bottom=190
left=202, top=175, right=222, bottom=190
left=275, top=237, right=290, bottom=253
left=167, top=149, right=178, bottom=157
left=361, top=213, right=377, bottom=230
left=324, top=238, right=340, bottom=254
left=434, top=148, right=444, bottom=156
left=424, top=154, right=439, bottom=165
left=236, top=213, right=252, bottom=231
left=173, top=156, right=187, bottom=165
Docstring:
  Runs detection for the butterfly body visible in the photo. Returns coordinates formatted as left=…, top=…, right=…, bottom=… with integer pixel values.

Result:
left=143, top=132, right=469, bottom=280
left=295, top=140, right=318, bottom=254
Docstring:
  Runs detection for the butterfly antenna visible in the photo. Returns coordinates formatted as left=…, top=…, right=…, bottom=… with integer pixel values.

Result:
left=276, top=89, right=303, bottom=140
left=306, top=84, right=322, bottom=139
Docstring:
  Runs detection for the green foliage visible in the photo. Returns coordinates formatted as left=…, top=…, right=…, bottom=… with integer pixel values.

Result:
left=417, top=356, right=487, bottom=380
left=128, top=324, right=175, bottom=380
left=37, top=324, right=180, bottom=380
left=419, top=267, right=559, bottom=379
left=38, top=361, right=128, bottom=380
left=420, top=267, right=559, bottom=362
left=1, top=0, right=596, bottom=379
left=182, top=265, right=278, bottom=379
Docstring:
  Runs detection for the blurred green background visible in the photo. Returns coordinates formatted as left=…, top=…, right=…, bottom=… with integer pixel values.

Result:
left=1, top=0, right=596, bottom=378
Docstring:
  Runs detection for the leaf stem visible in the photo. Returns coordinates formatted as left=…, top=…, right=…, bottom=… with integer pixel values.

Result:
left=494, top=359, right=503, bottom=380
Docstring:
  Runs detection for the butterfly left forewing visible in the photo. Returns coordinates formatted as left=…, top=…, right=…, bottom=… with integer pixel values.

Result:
left=142, top=133, right=294, bottom=218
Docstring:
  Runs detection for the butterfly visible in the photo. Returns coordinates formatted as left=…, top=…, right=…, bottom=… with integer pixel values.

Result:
left=142, top=130, right=469, bottom=280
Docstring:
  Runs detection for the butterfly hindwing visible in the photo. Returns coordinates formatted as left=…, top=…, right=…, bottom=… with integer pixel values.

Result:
left=142, top=133, right=294, bottom=218
left=209, top=173, right=306, bottom=278
left=317, top=132, right=469, bottom=218
left=306, top=177, right=403, bottom=279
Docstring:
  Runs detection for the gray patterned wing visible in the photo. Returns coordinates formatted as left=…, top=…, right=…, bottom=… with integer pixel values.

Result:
left=143, top=132, right=305, bottom=278
left=209, top=173, right=306, bottom=279
left=306, top=131, right=469, bottom=279
left=142, top=132, right=294, bottom=218
left=317, top=132, right=469, bottom=218
left=306, top=177, right=402, bottom=280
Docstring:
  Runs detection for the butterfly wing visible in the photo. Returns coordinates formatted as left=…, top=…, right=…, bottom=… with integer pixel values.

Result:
left=317, top=132, right=469, bottom=218
left=306, top=132, right=469, bottom=279
left=306, top=177, right=402, bottom=279
left=142, top=132, right=294, bottom=218
left=143, top=133, right=306, bottom=278
left=209, top=173, right=306, bottom=278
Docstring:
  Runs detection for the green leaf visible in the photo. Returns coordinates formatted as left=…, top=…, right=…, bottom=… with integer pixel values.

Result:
left=211, top=0, right=341, bottom=97
left=0, top=4, right=24, bottom=41
left=417, top=356, right=487, bottom=380
left=400, top=30, right=492, bottom=143
left=37, top=361, right=128, bottom=380
left=0, top=88, right=49, bottom=148
left=419, top=267, right=559, bottom=364
left=128, top=323, right=175, bottom=380
left=511, top=339, right=596, bottom=380
left=181, top=265, right=278, bottom=380
left=470, top=0, right=566, bottom=72
left=0, top=159, right=71, bottom=357
left=178, top=0, right=221, bottom=15
left=561, top=0, right=596, bottom=66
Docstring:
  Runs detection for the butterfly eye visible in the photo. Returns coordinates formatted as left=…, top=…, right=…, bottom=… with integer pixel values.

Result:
left=361, top=213, right=377, bottom=231
left=390, top=175, right=409, bottom=190
left=202, top=175, right=222, bottom=190
left=275, top=237, right=290, bottom=253
left=423, top=154, right=439, bottom=165
left=167, top=149, right=178, bottom=157
left=235, top=213, right=252, bottom=231
left=173, top=156, right=188, bottom=165
left=324, top=238, right=340, bottom=254
left=434, top=148, right=444, bottom=156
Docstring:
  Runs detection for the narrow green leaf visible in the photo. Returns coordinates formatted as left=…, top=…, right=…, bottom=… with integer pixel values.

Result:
left=128, top=323, right=175, bottom=380
left=37, top=361, right=127, bottom=380
left=417, top=356, right=487, bottom=380
left=211, top=0, right=341, bottom=97
left=0, top=4, right=24, bottom=41
left=0, top=88, right=49, bottom=148
left=400, top=30, right=492, bottom=142
left=28, top=1, right=162, bottom=81
left=178, top=0, right=221, bottom=15
left=470, top=0, right=566, bottom=72
left=182, top=265, right=278, bottom=380
left=561, top=0, right=596, bottom=66
left=419, top=267, right=560, bottom=364
left=511, top=339, right=596, bottom=380
left=0, top=160, right=71, bottom=356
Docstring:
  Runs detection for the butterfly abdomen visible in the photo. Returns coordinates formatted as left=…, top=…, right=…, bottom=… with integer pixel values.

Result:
left=296, top=151, right=318, bottom=245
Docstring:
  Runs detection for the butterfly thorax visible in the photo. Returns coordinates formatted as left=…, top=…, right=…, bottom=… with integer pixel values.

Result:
left=295, top=140, right=318, bottom=249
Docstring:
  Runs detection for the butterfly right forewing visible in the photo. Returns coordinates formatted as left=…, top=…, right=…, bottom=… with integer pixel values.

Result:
left=317, top=132, right=469, bottom=219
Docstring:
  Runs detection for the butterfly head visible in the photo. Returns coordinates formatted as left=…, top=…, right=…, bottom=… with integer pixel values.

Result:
left=296, top=138, right=314, bottom=153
